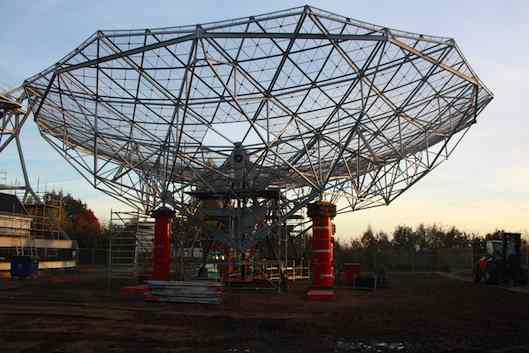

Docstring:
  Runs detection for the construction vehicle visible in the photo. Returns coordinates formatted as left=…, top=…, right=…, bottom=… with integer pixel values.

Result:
left=473, top=232, right=528, bottom=285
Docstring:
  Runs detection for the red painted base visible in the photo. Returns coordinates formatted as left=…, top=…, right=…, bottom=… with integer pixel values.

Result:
left=120, top=284, right=148, bottom=296
left=307, top=288, right=335, bottom=301
left=144, top=295, right=161, bottom=302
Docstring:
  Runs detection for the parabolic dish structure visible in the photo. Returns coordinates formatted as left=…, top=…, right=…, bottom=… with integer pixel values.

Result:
left=23, top=5, right=493, bottom=220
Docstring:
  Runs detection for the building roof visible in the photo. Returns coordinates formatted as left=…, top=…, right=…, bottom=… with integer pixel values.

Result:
left=0, top=193, right=28, bottom=215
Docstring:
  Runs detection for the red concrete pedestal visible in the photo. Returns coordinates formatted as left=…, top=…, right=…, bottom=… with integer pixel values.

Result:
left=151, top=206, right=175, bottom=281
left=307, top=201, right=337, bottom=301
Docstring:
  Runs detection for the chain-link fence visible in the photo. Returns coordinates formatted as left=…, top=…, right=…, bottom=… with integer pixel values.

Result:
left=77, top=248, right=109, bottom=266
left=79, top=245, right=525, bottom=277
left=336, top=247, right=474, bottom=273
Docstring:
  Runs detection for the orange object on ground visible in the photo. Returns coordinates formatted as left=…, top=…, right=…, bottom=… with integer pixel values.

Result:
left=343, top=263, right=361, bottom=284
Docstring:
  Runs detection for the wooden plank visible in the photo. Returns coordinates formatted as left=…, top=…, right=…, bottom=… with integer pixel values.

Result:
left=147, top=280, right=223, bottom=288
left=148, top=290, right=219, bottom=298
left=144, top=294, right=221, bottom=304
left=0, top=237, right=74, bottom=249
left=0, top=260, right=76, bottom=271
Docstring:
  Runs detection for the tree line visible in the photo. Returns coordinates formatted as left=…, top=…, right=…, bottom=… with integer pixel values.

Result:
left=334, top=224, right=528, bottom=271
left=338, top=224, right=479, bottom=253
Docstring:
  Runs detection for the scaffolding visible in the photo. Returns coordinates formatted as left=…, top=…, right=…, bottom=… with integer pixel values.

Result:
left=0, top=192, right=76, bottom=269
left=107, top=206, right=311, bottom=288
left=168, top=201, right=311, bottom=289
left=108, top=210, right=154, bottom=276
left=25, top=193, right=70, bottom=240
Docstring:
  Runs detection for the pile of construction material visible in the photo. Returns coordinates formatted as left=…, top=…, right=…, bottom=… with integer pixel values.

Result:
left=144, top=280, right=223, bottom=304
left=340, top=263, right=389, bottom=289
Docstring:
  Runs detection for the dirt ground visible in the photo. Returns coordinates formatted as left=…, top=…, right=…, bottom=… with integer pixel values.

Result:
left=0, top=268, right=528, bottom=353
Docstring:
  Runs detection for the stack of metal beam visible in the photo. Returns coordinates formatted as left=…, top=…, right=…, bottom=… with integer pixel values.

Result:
left=144, top=280, right=223, bottom=304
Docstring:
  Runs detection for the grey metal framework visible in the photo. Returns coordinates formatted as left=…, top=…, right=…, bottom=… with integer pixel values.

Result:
left=22, top=5, right=493, bottom=224
left=0, top=87, right=40, bottom=202
left=1, top=88, right=72, bottom=242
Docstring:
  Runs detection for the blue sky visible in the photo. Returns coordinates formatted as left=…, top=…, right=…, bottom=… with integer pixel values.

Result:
left=1, top=0, right=528, bottom=238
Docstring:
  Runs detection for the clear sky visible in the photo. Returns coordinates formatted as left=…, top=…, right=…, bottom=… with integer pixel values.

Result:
left=1, top=0, right=528, bottom=239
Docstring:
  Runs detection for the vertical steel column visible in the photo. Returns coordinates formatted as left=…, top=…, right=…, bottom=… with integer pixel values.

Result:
left=151, top=206, right=175, bottom=281
left=307, top=201, right=336, bottom=300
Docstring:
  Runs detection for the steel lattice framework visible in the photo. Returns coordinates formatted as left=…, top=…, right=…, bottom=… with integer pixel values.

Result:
left=0, top=88, right=41, bottom=202
left=23, top=5, right=493, bottom=218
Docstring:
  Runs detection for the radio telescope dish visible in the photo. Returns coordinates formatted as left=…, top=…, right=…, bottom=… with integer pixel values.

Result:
left=23, top=5, right=493, bottom=217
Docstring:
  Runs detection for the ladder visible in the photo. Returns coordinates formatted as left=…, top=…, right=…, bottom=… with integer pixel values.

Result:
left=109, top=211, right=154, bottom=276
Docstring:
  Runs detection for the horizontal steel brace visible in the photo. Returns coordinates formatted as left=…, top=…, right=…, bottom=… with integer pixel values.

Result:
left=389, top=36, right=478, bottom=86
left=205, top=31, right=386, bottom=41
left=56, top=32, right=386, bottom=74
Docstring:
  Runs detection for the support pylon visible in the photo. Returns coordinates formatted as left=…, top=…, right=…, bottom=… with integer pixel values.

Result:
left=151, top=206, right=175, bottom=281
left=307, top=201, right=336, bottom=301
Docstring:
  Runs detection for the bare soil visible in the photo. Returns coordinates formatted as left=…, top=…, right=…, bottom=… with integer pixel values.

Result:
left=0, top=268, right=528, bottom=353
